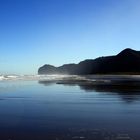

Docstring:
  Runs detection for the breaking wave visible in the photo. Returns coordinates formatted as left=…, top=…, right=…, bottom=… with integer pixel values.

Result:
left=0, top=74, right=88, bottom=81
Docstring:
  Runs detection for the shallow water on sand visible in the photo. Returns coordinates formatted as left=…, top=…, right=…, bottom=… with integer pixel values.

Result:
left=0, top=80, right=140, bottom=140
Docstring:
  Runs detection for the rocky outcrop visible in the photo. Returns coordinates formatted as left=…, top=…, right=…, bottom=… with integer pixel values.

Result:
left=38, top=48, right=140, bottom=75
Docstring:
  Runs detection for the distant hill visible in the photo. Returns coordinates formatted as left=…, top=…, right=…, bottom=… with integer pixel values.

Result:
left=38, top=48, right=140, bottom=75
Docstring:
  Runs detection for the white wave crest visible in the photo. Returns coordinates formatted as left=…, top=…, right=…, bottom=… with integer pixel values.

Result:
left=0, top=74, right=87, bottom=81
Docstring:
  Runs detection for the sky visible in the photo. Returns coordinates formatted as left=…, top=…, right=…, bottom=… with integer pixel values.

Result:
left=0, top=0, right=140, bottom=74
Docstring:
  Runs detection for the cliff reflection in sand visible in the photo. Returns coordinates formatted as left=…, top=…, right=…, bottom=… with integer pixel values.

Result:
left=38, top=76, right=140, bottom=103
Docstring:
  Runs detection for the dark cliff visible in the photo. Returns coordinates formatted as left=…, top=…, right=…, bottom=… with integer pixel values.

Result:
left=38, top=48, right=140, bottom=75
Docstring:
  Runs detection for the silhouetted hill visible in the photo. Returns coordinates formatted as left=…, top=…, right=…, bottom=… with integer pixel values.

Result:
left=38, top=48, right=140, bottom=75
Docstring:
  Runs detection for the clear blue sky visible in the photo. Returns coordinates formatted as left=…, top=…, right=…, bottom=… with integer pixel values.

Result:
left=0, top=0, right=140, bottom=74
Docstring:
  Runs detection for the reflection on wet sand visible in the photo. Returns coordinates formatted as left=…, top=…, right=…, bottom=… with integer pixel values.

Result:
left=39, top=75, right=140, bottom=103
left=36, top=128, right=133, bottom=140
left=0, top=79, right=139, bottom=140
left=38, top=77, right=140, bottom=140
